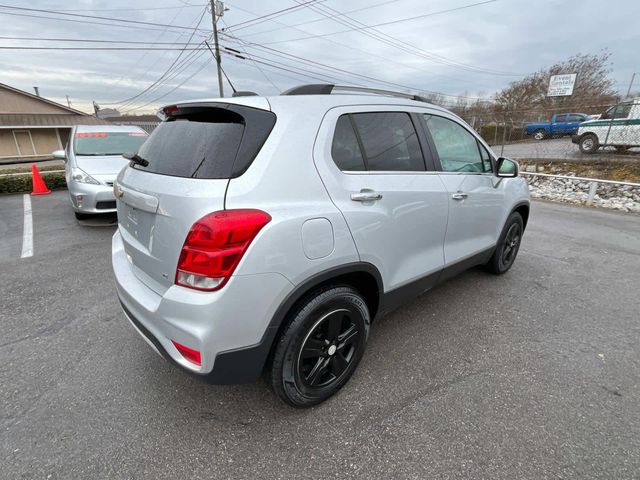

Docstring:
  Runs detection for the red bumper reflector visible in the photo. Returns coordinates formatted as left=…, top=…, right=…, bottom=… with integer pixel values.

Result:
left=171, top=340, right=201, bottom=366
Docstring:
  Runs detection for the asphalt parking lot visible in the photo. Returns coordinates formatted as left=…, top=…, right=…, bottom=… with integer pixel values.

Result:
left=2, top=190, right=640, bottom=479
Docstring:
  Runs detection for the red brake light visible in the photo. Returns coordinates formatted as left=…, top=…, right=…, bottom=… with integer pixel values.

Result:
left=163, top=105, right=179, bottom=115
left=176, top=209, right=271, bottom=291
left=171, top=340, right=201, bottom=366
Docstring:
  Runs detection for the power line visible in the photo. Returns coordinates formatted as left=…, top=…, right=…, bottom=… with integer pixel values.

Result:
left=223, top=0, right=323, bottom=31
left=103, top=7, right=209, bottom=106
left=0, top=46, right=209, bottom=51
left=204, top=41, right=236, bottom=94
left=116, top=49, right=210, bottom=109
left=219, top=18, right=280, bottom=92
left=237, top=0, right=403, bottom=38
left=220, top=3, right=479, bottom=87
left=48, top=4, right=206, bottom=12
left=221, top=44, right=484, bottom=101
left=0, top=10, right=209, bottom=36
left=259, top=1, right=502, bottom=51
left=221, top=35, right=484, bottom=100
left=0, top=4, right=211, bottom=34
left=0, top=36, right=204, bottom=45
left=122, top=56, right=214, bottom=113
left=292, top=0, right=519, bottom=77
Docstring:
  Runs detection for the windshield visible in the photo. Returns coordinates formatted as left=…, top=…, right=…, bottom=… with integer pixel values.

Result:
left=73, top=131, right=148, bottom=156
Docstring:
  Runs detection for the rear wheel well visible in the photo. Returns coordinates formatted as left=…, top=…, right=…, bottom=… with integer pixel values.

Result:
left=264, top=269, right=381, bottom=374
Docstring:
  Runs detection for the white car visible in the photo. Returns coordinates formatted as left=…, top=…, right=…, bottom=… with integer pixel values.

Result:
left=573, top=99, right=640, bottom=153
left=112, top=84, right=530, bottom=407
left=53, top=125, right=148, bottom=219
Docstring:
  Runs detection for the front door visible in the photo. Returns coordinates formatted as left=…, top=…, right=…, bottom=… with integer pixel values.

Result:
left=314, top=108, right=449, bottom=292
left=420, top=113, right=505, bottom=267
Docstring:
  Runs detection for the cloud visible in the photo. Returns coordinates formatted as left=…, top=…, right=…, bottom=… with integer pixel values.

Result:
left=1, top=0, right=638, bottom=114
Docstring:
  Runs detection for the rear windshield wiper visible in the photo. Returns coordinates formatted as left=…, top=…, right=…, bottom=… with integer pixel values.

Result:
left=123, top=152, right=149, bottom=167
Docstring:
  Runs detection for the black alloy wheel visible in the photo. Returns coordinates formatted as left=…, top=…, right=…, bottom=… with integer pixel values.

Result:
left=486, top=212, right=524, bottom=274
left=270, top=286, right=370, bottom=407
left=297, top=308, right=361, bottom=388
left=499, top=222, right=522, bottom=270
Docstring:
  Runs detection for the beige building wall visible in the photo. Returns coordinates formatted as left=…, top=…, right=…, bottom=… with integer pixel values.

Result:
left=0, top=89, right=73, bottom=114
left=31, top=129, right=62, bottom=154
left=0, top=128, right=68, bottom=158
left=0, top=130, right=19, bottom=156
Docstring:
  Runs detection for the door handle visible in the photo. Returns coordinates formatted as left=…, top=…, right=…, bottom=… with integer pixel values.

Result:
left=451, top=192, right=468, bottom=201
left=351, top=191, right=383, bottom=202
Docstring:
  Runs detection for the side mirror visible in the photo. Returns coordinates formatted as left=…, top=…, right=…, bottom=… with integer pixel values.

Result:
left=496, top=157, right=518, bottom=178
left=52, top=150, right=66, bottom=160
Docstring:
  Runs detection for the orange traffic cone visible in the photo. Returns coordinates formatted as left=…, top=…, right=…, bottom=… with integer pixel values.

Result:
left=31, top=164, right=51, bottom=195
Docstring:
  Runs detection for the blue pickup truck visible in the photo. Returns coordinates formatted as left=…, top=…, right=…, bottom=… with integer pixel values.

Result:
left=526, top=113, right=589, bottom=140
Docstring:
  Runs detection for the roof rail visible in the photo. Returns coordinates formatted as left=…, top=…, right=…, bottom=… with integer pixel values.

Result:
left=282, top=84, right=431, bottom=104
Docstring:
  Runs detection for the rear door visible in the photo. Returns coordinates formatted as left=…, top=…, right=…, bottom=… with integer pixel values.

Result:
left=115, top=103, right=275, bottom=294
left=420, top=113, right=505, bottom=268
left=314, top=107, right=449, bottom=292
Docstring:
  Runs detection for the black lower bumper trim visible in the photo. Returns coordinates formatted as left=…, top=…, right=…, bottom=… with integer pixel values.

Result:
left=119, top=300, right=274, bottom=384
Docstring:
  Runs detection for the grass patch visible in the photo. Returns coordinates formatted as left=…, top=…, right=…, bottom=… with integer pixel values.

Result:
left=0, top=170, right=67, bottom=195
left=519, top=159, right=640, bottom=183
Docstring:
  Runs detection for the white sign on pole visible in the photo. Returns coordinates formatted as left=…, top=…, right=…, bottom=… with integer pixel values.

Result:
left=547, top=74, right=577, bottom=97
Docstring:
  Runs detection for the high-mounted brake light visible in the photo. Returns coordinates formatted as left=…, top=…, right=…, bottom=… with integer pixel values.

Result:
left=175, top=209, right=271, bottom=291
left=163, top=105, right=179, bottom=115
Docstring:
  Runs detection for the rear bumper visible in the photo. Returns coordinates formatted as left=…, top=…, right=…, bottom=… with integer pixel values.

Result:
left=68, top=180, right=117, bottom=213
left=112, top=230, right=294, bottom=383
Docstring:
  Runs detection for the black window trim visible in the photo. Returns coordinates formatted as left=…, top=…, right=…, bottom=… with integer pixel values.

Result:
left=419, top=112, right=496, bottom=175
left=332, top=111, right=434, bottom=173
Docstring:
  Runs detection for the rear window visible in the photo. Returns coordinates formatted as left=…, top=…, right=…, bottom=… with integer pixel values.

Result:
left=74, top=131, right=148, bottom=156
left=132, top=105, right=276, bottom=179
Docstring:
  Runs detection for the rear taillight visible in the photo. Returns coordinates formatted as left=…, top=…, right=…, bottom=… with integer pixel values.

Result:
left=175, top=209, right=271, bottom=291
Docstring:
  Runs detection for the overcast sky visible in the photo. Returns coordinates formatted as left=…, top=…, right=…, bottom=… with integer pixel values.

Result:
left=1, top=0, right=638, bottom=114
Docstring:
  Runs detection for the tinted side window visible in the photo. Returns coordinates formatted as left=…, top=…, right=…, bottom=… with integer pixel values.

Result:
left=351, top=112, right=425, bottom=171
left=331, top=115, right=366, bottom=171
left=423, top=115, right=484, bottom=173
left=555, top=115, right=567, bottom=122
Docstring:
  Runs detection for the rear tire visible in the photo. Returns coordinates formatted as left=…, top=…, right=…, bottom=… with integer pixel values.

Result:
left=74, top=212, right=91, bottom=220
left=269, top=285, right=370, bottom=408
left=579, top=134, right=599, bottom=154
left=533, top=129, right=546, bottom=141
left=486, top=212, right=523, bottom=275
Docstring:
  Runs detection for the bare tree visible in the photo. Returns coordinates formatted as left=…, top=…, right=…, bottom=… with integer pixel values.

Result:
left=493, top=52, right=618, bottom=122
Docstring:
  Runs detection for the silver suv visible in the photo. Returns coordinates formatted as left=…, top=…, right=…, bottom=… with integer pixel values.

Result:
left=112, top=85, right=530, bottom=407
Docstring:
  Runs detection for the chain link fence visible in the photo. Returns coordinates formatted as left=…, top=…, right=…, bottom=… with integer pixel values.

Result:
left=451, top=100, right=640, bottom=161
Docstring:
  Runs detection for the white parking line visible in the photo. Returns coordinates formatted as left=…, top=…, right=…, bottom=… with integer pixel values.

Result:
left=21, top=194, right=33, bottom=258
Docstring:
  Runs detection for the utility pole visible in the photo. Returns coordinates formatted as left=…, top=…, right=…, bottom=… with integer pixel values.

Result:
left=210, top=0, right=225, bottom=98
left=92, top=101, right=100, bottom=117
left=66, top=95, right=71, bottom=108
left=626, top=73, right=637, bottom=98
